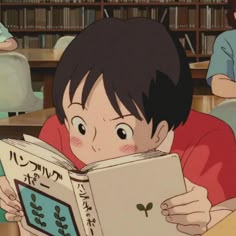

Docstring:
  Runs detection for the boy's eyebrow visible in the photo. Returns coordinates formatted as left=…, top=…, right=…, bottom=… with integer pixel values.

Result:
left=68, top=102, right=87, bottom=110
left=111, top=114, right=133, bottom=121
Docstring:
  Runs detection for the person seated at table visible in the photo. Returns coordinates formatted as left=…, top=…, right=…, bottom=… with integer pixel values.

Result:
left=206, top=0, right=236, bottom=98
left=1, top=18, right=236, bottom=236
left=0, top=22, right=18, bottom=51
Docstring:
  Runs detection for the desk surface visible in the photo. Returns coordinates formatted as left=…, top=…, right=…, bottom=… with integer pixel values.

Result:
left=15, top=48, right=64, bottom=68
left=0, top=107, right=55, bottom=126
left=189, top=61, right=209, bottom=69
left=203, top=211, right=236, bottom=236
left=189, top=60, right=210, bottom=79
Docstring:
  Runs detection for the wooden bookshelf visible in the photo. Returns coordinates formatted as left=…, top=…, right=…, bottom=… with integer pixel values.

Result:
left=0, top=0, right=230, bottom=61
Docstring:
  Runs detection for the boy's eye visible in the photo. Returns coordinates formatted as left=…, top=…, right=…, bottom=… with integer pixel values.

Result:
left=71, top=116, right=87, bottom=135
left=116, top=123, right=133, bottom=140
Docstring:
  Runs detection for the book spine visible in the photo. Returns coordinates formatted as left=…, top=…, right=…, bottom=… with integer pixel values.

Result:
left=184, top=33, right=196, bottom=55
left=70, top=172, right=103, bottom=236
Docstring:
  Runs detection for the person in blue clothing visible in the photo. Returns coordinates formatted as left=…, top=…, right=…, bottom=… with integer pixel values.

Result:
left=206, top=0, right=236, bottom=98
left=0, top=22, right=18, bottom=51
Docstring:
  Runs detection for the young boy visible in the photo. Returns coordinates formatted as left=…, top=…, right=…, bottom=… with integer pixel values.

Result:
left=0, top=22, right=18, bottom=51
left=1, top=18, right=236, bottom=235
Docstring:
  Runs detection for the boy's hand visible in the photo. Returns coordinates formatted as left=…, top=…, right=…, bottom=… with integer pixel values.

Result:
left=0, top=176, right=24, bottom=221
left=18, top=222, right=38, bottom=236
left=161, top=178, right=211, bottom=235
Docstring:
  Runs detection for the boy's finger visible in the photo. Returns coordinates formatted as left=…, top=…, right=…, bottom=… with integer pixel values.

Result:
left=0, top=176, right=16, bottom=200
left=0, top=188, right=21, bottom=211
left=176, top=224, right=206, bottom=235
left=5, top=213, right=22, bottom=222
left=162, top=200, right=206, bottom=216
left=161, top=191, right=197, bottom=209
left=166, top=212, right=210, bottom=227
left=0, top=199, right=23, bottom=216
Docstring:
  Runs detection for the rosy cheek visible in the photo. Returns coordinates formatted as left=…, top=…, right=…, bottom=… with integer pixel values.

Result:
left=119, top=144, right=138, bottom=154
left=70, top=136, right=83, bottom=147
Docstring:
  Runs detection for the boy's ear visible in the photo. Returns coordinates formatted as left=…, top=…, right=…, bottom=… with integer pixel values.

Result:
left=64, top=118, right=70, bottom=131
left=152, top=120, right=169, bottom=147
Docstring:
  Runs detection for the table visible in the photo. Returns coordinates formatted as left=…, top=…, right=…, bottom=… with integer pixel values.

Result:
left=15, top=49, right=64, bottom=108
left=203, top=211, right=236, bottom=236
left=0, top=223, right=19, bottom=236
left=0, top=95, right=226, bottom=139
left=190, top=61, right=209, bottom=79
left=0, top=107, right=55, bottom=139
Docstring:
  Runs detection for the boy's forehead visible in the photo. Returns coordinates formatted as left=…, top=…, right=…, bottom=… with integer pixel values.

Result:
left=62, top=74, right=135, bottom=118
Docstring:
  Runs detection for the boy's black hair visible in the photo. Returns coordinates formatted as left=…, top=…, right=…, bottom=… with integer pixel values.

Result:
left=53, top=17, right=193, bottom=136
left=227, top=0, right=236, bottom=28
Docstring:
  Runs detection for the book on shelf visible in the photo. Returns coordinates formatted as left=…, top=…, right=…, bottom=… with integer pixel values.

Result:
left=184, top=33, right=196, bottom=55
left=201, top=33, right=216, bottom=55
left=104, top=8, right=109, bottom=18
left=200, top=5, right=229, bottom=29
left=0, top=134, right=187, bottom=236
left=160, top=8, right=167, bottom=24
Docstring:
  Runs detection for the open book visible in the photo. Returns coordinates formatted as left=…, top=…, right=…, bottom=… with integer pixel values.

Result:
left=0, top=135, right=187, bottom=236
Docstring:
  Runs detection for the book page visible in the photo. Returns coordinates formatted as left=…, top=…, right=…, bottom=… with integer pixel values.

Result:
left=3, top=138, right=76, bottom=171
left=23, top=134, right=68, bottom=160
left=81, top=150, right=165, bottom=172
left=0, top=140, right=86, bottom=236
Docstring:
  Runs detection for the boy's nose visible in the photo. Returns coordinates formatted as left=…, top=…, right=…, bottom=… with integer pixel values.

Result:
left=92, top=127, right=97, bottom=141
left=92, top=145, right=101, bottom=152
left=91, top=127, right=101, bottom=151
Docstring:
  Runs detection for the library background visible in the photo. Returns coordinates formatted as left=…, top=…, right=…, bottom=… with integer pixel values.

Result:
left=0, top=0, right=230, bottom=94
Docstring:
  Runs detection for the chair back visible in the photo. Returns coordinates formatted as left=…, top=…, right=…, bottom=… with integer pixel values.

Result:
left=54, top=36, right=75, bottom=49
left=0, top=52, right=42, bottom=112
left=210, top=99, right=236, bottom=137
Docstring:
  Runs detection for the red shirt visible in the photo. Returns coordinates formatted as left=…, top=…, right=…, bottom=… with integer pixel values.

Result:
left=39, top=110, right=236, bottom=206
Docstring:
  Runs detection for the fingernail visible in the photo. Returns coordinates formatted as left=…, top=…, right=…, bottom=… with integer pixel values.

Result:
left=14, top=216, right=22, bottom=221
left=161, top=210, right=169, bottom=216
left=9, top=195, right=15, bottom=201
left=167, top=216, right=172, bottom=221
left=15, top=205, right=21, bottom=211
left=161, top=203, right=168, bottom=210
left=16, top=211, right=22, bottom=216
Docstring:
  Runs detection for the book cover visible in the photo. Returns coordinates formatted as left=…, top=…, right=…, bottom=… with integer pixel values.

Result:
left=0, top=135, right=188, bottom=236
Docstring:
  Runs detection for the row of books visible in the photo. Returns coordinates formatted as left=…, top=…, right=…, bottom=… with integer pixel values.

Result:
left=200, top=33, right=215, bottom=55
left=1, top=0, right=96, bottom=2
left=16, top=34, right=63, bottom=48
left=169, top=7, right=195, bottom=28
left=104, top=7, right=196, bottom=28
left=200, top=6, right=229, bottom=29
left=1, top=7, right=98, bottom=29
left=0, top=0, right=228, bottom=2
left=199, top=0, right=227, bottom=2
left=1, top=0, right=198, bottom=2
left=104, top=0, right=196, bottom=2
left=3, top=7, right=230, bottom=30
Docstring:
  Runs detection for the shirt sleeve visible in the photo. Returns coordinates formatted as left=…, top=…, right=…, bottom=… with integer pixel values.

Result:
left=183, top=124, right=236, bottom=206
left=0, top=23, right=13, bottom=43
left=206, top=33, right=235, bottom=86
left=38, top=116, right=63, bottom=153
left=0, top=161, right=5, bottom=177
